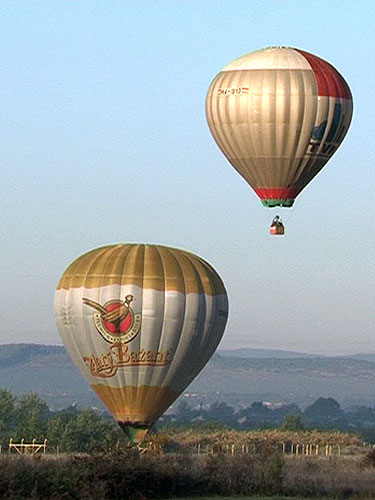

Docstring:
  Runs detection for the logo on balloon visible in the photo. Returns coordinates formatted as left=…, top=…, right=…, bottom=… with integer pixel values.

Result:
left=82, top=295, right=141, bottom=344
left=308, top=103, right=345, bottom=158
left=217, top=86, right=249, bottom=96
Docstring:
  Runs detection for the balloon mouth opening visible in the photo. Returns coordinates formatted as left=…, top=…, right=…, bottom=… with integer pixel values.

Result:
left=254, top=188, right=299, bottom=207
left=261, top=198, right=295, bottom=208
left=118, top=421, right=152, bottom=443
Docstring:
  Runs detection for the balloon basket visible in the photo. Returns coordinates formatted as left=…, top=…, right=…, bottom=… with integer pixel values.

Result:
left=270, top=216, right=285, bottom=235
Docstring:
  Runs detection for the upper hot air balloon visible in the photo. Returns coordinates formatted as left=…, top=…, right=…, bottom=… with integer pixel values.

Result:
left=206, top=46, right=353, bottom=226
left=54, top=244, right=228, bottom=443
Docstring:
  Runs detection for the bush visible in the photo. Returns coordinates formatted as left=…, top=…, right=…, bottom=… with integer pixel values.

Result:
left=6, top=447, right=375, bottom=499
left=0, top=447, right=284, bottom=499
left=361, top=447, right=375, bottom=468
left=283, top=455, right=375, bottom=499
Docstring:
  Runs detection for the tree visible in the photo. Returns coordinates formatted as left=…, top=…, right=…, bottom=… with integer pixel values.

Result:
left=176, top=400, right=191, bottom=417
left=281, top=413, right=305, bottom=431
left=206, top=402, right=234, bottom=421
left=47, top=412, right=76, bottom=448
left=247, top=402, right=270, bottom=416
left=0, top=388, right=16, bottom=445
left=59, top=408, right=120, bottom=453
left=304, top=397, right=343, bottom=421
left=14, top=393, right=49, bottom=441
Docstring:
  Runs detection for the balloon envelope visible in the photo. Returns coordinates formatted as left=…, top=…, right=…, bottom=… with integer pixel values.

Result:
left=54, top=244, right=228, bottom=442
left=206, top=46, right=353, bottom=207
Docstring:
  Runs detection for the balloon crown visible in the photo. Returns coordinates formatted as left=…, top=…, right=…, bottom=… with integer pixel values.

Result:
left=265, top=46, right=291, bottom=49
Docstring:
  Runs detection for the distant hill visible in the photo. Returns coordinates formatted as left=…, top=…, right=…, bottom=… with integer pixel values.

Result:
left=190, top=354, right=375, bottom=408
left=1, top=344, right=375, bottom=410
left=0, top=344, right=97, bottom=410
left=341, top=353, right=375, bottom=364
left=217, top=348, right=375, bottom=363
left=217, top=348, right=322, bottom=359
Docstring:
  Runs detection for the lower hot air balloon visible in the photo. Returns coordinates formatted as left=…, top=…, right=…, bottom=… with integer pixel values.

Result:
left=205, top=46, right=353, bottom=235
left=54, top=244, right=228, bottom=443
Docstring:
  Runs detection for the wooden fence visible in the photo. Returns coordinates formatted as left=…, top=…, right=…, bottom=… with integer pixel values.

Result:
left=0, top=439, right=369, bottom=457
left=282, top=442, right=341, bottom=456
left=8, top=439, right=47, bottom=456
left=194, top=442, right=343, bottom=456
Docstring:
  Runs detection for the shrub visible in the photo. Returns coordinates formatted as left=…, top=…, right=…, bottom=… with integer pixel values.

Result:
left=0, top=447, right=285, bottom=499
left=361, top=447, right=375, bottom=468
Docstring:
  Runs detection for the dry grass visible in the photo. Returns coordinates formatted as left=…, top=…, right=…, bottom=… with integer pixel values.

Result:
left=151, top=427, right=364, bottom=452
left=168, top=497, right=311, bottom=500
left=170, top=498, right=326, bottom=500
left=1, top=436, right=375, bottom=499
left=0, top=449, right=284, bottom=499
left=284, top=455, right=375, bottom=498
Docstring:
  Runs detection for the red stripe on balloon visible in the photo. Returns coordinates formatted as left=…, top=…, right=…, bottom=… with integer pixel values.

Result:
left=254, top=187, right=300, bottom=199
left=296, top=49, right=352, bottom=99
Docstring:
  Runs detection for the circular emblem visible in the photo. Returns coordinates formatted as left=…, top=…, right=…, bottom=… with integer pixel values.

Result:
left=82, top=295, right=142, bottom=344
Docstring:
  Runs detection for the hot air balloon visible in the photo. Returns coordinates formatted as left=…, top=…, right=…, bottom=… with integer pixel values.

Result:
left=54, top=244, right=228, bottom=443
left=205, top=46, right=353, bottom=234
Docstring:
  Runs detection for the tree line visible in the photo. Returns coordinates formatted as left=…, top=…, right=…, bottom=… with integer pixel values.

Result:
left=0, top=388, right=122, bottom=452
left=2, top=387, right=375, bottom=452
left=159, top=396, right=375, bottom=441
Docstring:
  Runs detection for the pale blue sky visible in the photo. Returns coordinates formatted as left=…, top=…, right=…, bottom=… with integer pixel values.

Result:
left=0, top=0, right=374, bottom=354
